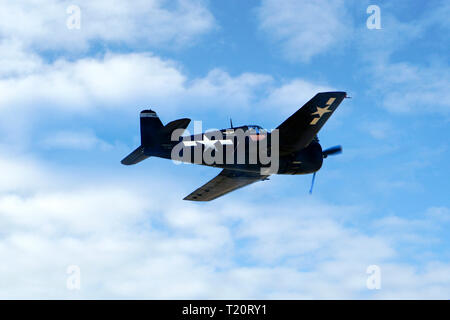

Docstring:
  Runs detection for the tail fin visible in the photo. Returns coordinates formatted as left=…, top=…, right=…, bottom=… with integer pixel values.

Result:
left=140, top=110, right=164, bottom=147
left=121, top=109, right=191, bottom=165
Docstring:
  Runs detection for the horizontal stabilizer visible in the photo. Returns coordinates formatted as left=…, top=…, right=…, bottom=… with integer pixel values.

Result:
left=161, top=118, right=191, bottom=138
left=121, top=146, right=149, bottom=165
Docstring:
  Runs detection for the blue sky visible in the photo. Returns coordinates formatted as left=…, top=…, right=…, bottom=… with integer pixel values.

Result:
left=0, top=0, right=449, bottom=298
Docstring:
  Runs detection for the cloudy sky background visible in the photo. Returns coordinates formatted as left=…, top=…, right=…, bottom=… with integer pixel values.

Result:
left=0, top=0, right=449, bottom=298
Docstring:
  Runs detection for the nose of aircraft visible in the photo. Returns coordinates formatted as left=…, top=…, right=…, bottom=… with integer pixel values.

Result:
left=290, top=142, right=323, bottom=174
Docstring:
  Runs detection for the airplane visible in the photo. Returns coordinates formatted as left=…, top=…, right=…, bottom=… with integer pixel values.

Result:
left=121, top=91, right=347, bottom=201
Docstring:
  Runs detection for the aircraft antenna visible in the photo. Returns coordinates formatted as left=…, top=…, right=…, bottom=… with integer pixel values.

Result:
left=230, top=118, right=234, bottom=128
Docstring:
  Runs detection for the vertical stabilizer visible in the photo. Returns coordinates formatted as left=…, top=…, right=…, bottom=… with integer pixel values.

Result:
left=140, top=110, right=164, bottom=147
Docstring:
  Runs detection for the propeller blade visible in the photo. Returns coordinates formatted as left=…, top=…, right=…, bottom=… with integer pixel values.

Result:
left=322, top=145, right=342, bottom=158
left=309, top=172, right=316, bottom=194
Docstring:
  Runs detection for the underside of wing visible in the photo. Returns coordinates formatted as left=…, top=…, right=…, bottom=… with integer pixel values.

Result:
left=277, top=91, right=347, bottom=154
left=184, top=169, right=269, bottom=201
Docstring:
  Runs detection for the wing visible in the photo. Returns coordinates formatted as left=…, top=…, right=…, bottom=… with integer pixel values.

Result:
left=183, top=169, right=269, bottom=201
left=277, top=91, right=347, bottom=154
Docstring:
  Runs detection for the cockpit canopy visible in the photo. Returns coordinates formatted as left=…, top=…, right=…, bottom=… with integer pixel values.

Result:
left=228, top=125, right=266, bottom=134
left=247, top=125, right=264, bottom=133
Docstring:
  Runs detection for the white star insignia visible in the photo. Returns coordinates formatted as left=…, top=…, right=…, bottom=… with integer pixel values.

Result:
left=197, top=136, right=219, bottom=151
left=183, top=136, right=233, bottom=151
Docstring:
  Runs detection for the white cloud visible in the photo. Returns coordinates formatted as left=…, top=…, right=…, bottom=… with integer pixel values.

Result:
left=0, top=153, right=57, bottom=194
left=372, top=262, right=450, bottom=299
left=359, top=120, right=394, bottom=140
left=0, top=152, right=449, bottom=298
left=421, top=1, right=450, bottom=31
left=40, top=130, right=112, bottom=150
left=0, top=40, right=43, bottom=77
left=426, top=207, right=450, bottom=222
left=0, top=51, right=260, bottom=113
left=0, top=0, right=215, bottom=52
left=373, top=215, right=441, bottom=246
left=358, top=8, right=450, bottom=114
left=0, top=48, right=333, bottom=123
left=0, top=52, right=186, bottom=113
left=188, top=69, right=273, bottom=109
left=375, top=62, right=450, bottom=114
left=263, top=79, right=333, bottom=115
left=257, top=0, right=351, bottom=62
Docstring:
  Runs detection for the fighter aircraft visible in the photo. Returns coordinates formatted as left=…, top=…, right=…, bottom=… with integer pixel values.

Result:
left=122, top=91, right=347, bottom=201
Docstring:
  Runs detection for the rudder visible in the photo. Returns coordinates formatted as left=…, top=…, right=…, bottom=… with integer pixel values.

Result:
left=140, top=110, right=164, bottom=147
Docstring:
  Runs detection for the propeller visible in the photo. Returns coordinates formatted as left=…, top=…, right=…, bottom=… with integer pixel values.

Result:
left=309, top=172, right=316, bottom=194
left=309, top=145, right=343, bottom=194
left=322, top=145, right=342, bottom=158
